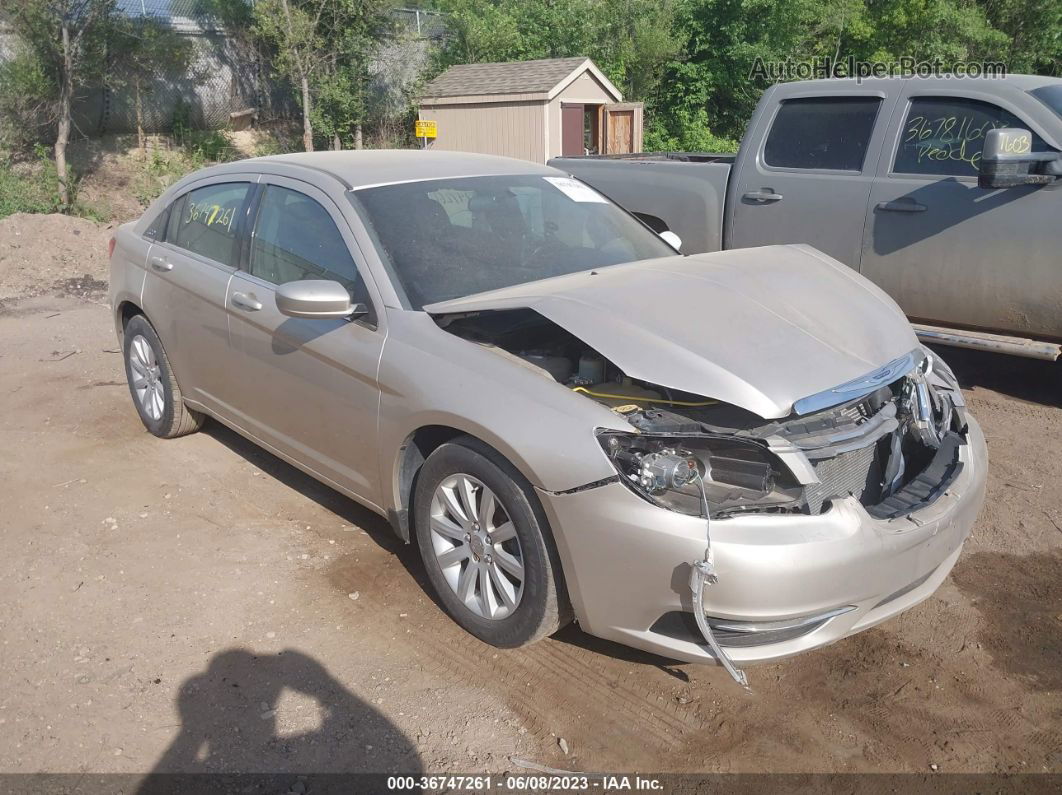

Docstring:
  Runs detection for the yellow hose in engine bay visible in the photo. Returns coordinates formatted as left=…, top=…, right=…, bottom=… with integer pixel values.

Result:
left=569, top=386, right=717, bottom=407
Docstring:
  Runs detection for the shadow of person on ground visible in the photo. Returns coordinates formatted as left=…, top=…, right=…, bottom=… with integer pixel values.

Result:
left=138, top=648, right=421, bottom=793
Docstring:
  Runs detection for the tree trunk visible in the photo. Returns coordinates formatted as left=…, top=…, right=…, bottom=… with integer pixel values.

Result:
left=354, top=124, right=363, bottom=150
left=300, top=75, right=313, bottom=152
left=333, top=133, right=341, bottom=150
left=55, top=21, right=74, bottom=209
left=135, top=78, right=146, bottom=156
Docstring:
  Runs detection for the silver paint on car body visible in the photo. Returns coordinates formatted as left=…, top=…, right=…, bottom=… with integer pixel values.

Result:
left=275, top=279, right=359, bottom=319
left=109, top=150, right=990, bottom=668
left=426, top=244, right=919, bottom=420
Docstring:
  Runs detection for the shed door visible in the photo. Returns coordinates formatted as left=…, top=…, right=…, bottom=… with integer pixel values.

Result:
left=561, top=103, right=585, bottom=156
left=602, top=103, right=643, bottom=154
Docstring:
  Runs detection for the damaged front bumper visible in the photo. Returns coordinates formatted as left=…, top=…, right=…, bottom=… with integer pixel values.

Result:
left=536, top=415, right=987, bottom=665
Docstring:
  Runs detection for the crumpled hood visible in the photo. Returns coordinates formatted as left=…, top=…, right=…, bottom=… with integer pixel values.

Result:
left=424, top=244, right=919, bottom=419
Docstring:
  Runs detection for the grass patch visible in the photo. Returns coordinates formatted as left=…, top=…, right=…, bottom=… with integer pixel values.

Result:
left=0, top=147, right=63, bottom=218
left=1, top=145, right=112, bottom=222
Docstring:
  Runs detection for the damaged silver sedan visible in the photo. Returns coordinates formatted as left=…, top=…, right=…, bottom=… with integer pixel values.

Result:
left=110, top=151, right=988, bottom=682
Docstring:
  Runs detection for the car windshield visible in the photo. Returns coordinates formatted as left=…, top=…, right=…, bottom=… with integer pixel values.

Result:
left=350, top=174, right=675, bottom=309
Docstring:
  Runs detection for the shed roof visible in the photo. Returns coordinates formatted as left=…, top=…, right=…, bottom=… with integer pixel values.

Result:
left=421, top=57, right=622, bottom=103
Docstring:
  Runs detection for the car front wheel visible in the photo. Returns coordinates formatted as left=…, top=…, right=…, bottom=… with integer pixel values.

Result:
left=414, top=438, right=570, bottom=648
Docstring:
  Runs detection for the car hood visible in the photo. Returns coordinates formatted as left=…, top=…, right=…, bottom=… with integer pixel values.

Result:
left=423, top=244, right=919, bottom=419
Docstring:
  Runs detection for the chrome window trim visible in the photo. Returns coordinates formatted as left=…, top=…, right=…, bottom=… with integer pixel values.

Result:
left=793, top=349, right=924, bottom=416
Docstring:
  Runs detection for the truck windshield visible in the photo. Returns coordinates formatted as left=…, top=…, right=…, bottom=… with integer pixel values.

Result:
left=351, top=174, right=674, bottom=309
left=1030, top=85, right=1062, bottom=121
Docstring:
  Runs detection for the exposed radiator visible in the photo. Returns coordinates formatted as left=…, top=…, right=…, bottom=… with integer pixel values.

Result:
left=805, top=443, right=878, bottom=514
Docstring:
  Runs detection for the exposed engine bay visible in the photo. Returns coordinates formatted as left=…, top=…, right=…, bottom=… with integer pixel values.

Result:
left=438, top=308, right=968, bottom=522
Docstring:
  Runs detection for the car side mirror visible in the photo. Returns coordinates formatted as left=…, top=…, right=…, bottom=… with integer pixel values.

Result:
left=659, top=230, right=682, bottom=251
left=275, top=279, right=367, bottom=320
left=979, top=128, right=1059, bottom=188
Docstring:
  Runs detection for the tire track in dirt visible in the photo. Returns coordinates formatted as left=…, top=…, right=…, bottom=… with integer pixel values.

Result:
left=323, top=552, right=712, bottom=761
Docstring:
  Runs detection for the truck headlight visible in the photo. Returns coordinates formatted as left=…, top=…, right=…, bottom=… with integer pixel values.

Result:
left=597, top=431, right=803, bottom=518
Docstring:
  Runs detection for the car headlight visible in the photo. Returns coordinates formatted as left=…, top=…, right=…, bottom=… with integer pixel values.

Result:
left=597, top=431, right=803, bottom=518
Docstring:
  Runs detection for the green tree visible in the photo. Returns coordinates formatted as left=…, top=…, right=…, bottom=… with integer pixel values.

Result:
left=252, top=0, right=326, bottom=151
left=978, top=0, right=1062, bottom=74
left=658, top=0, right=1012, bottom=142
left=252, top=0, right=391, bottom=151
left=112, top=17, right=195, bottom=155
left=310, top=0, right=394, bottom=150
left=432, top=0, right=683, bottom=104
left=0, top=0, right=116, bottom=206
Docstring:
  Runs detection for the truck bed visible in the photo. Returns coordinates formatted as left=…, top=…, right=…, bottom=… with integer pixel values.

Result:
left=548, top=154, right=733, bottom=254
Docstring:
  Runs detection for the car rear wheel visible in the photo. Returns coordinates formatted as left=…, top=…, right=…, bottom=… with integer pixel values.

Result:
left=122, top=315, right=204, bottom=439
left=414, top=438, right=570, bottom=647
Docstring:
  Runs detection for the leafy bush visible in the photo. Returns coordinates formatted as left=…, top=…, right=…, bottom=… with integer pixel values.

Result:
left=0, top=147, right=63, bottom=218
left=643, top=109, right=740, bottom=154
left=0, top=49, right=54, bottom=152
left=171, top=99, right=238, bottom=163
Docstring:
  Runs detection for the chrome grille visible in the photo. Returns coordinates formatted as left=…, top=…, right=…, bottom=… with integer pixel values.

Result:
left=804, top=443, right=877, bottom=514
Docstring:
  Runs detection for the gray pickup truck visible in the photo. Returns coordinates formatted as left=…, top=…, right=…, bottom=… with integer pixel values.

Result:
left=551, top=75, right=1062, bottom=360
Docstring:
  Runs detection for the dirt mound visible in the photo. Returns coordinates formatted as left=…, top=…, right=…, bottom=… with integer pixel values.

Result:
left=0, top=213, right=113, bottom=301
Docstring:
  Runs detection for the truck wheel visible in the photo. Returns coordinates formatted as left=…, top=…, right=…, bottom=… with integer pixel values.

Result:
left=414, top=437, right=571, bottom=648
left=122, top=315, right=204, bottom=439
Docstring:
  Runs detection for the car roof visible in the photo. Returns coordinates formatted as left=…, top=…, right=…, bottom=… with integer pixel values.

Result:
left=202, top=149, right=561, bottom=190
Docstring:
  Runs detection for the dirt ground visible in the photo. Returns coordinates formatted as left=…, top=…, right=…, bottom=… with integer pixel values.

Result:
left=0, top=216, right=1059, bottom=782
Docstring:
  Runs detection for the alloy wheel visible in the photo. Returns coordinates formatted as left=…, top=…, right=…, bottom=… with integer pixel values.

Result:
left=429, top=473, right=525, bottom=619
left=128, top=334, right=165, bottom=421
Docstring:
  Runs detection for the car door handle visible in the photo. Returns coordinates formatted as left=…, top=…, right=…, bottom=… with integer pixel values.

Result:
left=876, top=199, right=927, bottom=213
left=149, top=255, right=173, bottom=271
left=742, top=190, right=783, bottom=203
left=231, top=291, right=262, bottom=311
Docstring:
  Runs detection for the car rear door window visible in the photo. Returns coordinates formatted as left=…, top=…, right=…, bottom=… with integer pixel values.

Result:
left=249, top=185, right=363, bottom=295
left=168, top=182, right=250, bottom=265
left=764, top=96, right=882, bottom=171
left=893, top=96, right=1049, bottom=177
left=143, top=205, right=170, bottom=241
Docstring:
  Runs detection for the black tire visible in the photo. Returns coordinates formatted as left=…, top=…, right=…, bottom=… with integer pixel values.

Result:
left=413, top=437, right=571, bottom=648
left=122, top=314, right=204, bottom=439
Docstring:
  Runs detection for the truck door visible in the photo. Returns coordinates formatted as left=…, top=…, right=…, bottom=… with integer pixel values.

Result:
left=729, top=92, right=894, bottom=267
left=860, top=89, right=1061, bottom=337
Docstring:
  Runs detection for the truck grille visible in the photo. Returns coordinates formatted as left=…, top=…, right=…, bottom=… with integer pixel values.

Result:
left=804, top=443, right=878, bottom=514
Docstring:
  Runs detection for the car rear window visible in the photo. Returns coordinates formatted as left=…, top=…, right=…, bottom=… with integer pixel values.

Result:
left=764, top=96, right=881, bottom=171
left=167, top=182, right=250, bottom=266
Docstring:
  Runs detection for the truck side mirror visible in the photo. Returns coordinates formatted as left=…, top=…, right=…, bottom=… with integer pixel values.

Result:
left=979, top=128, right=1059, bottom=189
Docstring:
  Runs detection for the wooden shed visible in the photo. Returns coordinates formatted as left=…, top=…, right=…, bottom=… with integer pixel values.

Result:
left=419, top=57, right=642, bottom=163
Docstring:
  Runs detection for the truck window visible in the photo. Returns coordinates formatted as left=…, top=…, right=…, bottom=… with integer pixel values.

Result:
left=893, top=97, right=1048, bottom=178
left=763, top=97, right=881, bottom=171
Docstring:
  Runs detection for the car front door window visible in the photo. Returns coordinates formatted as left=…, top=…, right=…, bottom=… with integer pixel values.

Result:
left=893, top=97, right=1048, bottom=178
left=249, top=185, right=364, bottom=296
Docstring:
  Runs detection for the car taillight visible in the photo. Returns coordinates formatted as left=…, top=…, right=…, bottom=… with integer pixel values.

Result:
left=108, top=237, right=116, bottom=258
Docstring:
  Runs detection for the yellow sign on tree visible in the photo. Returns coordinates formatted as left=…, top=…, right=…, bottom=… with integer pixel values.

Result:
left=415, top=120, right=438, bottom=139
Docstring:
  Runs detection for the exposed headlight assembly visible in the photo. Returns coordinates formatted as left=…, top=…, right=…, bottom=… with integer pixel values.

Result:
left=906, top=348, right=966, bottom=448
left=597, top=432, right=803, bottom=518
